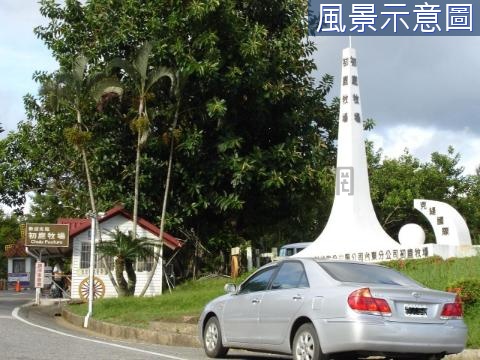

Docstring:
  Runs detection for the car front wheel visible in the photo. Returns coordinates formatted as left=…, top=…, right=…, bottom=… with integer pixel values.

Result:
left=203, top=316, right=228, bottom=358
left=293, top=323, right=328, bottom=360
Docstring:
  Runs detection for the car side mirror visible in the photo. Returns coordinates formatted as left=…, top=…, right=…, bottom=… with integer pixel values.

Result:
left=271, top=282, right=281, bottom=290
left=224, top=283, right=237, bottom=294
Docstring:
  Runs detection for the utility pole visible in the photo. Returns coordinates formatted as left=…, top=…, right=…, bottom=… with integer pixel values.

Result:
left=84, top=211, right=96, bottom=328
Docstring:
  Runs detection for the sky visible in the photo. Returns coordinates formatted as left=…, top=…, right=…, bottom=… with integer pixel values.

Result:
left=0, top=2, right=479, bottom=214
left=0, top=1, right=58, bottom=135
left=311, top=36, right=480, bottom=174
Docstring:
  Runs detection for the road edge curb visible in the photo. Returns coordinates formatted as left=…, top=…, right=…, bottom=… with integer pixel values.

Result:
left=61, top=307, right=201, bottom=348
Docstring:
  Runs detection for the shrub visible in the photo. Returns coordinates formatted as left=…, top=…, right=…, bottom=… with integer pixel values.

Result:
left=446, top=279, right=480, bottom=306
left=382, top=256, right=444, bottom=272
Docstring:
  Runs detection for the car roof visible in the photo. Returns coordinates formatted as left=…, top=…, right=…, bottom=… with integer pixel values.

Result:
left=279, top=257, right=390, bottom=269
left=279, top=242, right=312, bottom=249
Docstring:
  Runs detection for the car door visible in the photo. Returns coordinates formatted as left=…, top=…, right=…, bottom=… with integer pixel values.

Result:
left=222, top=265, right=277, bottom=343
left=258, top=261, right=309, bottom=345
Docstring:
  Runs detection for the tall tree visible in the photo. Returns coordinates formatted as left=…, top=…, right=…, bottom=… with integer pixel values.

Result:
left=108, top=42, right=175, bottom=239
left=39, top=55, right=123, bottom=292
left=3, top=0, right=339, bottom=275
left=140, top=71, right=184, bottom=296
left=46, top=55, right=122, bottom=216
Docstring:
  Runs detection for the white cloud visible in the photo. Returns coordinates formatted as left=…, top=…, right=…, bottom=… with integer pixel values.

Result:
left=312, top=36, right=480, bottom=136
left=0, top=1, right=58, bottom=134
left=367, top=125, right=480, bottom=174
left=311, top=37, right=480, bottom=176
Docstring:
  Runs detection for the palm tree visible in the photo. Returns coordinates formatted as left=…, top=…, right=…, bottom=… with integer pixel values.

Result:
left=40, top=54, right=123, bottom=293
left=96, top=229, right=157, bottom=296
left=41, top=55, right=123, bottom=216
left=139, top=71, right=184, bottom=296
left=108, top=42, right=175, bottom=240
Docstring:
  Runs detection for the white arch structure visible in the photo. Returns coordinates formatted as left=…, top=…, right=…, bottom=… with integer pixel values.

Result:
left=414, top=199, right=472, bottom=246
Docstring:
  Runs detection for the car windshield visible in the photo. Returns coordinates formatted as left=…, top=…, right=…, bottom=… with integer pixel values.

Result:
left=317, top=262, right=422, bottom=287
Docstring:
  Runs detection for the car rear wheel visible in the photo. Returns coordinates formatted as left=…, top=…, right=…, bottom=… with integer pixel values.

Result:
left=293, top=323, right=328, bottom=360
left=203, top=316, right=228, bottom=358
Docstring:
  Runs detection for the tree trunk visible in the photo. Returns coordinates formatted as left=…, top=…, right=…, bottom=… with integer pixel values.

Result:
left=132, top=97, right=146, bottom=240
left=77, top=109, right=119, bottom=294
left=139, top=93, right=181, bottom=296
left=115, top=257, right=128, bottom=297
left=125, top=259, right=137, bottom=296
left=132, top=130, right=142, bottom=239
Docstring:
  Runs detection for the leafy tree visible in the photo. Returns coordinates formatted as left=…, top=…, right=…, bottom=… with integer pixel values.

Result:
left=27, top=191, right=80, bottom=223
left=369, top=146, right=477, bottom=244
left=43, top=55, right=122, bottom=215
left=0, top=212, right=21, bottom=279
left=459, top=171, right=480, bottom=244
left=3, top=0, right=338, bottom=276
left=96, top=229, right=157, bottom=296
left=38, top=55, right=123, bottom=292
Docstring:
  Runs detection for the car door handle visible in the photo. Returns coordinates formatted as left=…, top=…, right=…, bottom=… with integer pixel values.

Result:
left=293, top=295, right=303, bottom=301
left=251, top=298, right=261, bottom=304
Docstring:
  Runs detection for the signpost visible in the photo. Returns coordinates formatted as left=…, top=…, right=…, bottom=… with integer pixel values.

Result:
left=34, top=261, right=45, bottom=305
left=35, top=262, right=45, bottom=288
left=44, top=266, right=52, bottom=286
left=84, top=212, right=97, bottom=328
left=25, top=224, right=69, bottom=248
left=23, top=223, right=69, bottom=304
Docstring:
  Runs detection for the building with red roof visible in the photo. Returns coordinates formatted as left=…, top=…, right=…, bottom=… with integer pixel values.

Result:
left=59, top=205, right=183, bottom=299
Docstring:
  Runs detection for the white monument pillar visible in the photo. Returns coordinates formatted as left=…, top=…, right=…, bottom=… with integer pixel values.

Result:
left=296, top=47, right=400, bottom=259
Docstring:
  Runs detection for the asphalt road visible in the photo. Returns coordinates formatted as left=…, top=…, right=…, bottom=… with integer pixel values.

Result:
left=0, top=289, right=290, bottom=360
left=2, top=290, right=476, bottom=360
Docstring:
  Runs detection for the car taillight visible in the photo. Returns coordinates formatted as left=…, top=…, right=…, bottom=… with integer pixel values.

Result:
left=348, top=288, right=392, bottom=316
left=441, top=295, right=463, bottom=319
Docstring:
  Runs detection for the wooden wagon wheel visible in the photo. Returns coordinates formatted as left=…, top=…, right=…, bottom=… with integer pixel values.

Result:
left=79, top=276, right=106, bottom=302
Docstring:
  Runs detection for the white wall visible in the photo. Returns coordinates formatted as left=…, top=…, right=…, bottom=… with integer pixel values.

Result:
left=7, top=257, right=35, bottom=288
left=71, top=214, right=163, bottom=299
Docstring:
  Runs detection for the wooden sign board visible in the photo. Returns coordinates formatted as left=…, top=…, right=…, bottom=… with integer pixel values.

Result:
left=25, top=223, right=70, bottom=248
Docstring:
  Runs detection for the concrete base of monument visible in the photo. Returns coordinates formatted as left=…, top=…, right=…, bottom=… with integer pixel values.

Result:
left=426, top=244, right=480, bottom=259
left=300, top=244, right=480, bottom=262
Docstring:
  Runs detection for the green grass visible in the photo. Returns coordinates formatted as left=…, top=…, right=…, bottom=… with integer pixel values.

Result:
left=67, top=274, right=249, bottom=328
left=384, top=256, right=480, bottom=348
left=464, top=303, right=480, bottom=348
left=382, top=256, right=480, bottom=291
left=67, top=256, right=480, bottom=347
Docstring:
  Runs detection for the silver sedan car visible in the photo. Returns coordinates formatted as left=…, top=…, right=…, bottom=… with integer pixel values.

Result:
left=198, top=258, right=467, bottom=360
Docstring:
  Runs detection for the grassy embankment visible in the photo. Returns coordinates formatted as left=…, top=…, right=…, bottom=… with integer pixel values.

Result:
left=67, top=255, right=480, bottom=348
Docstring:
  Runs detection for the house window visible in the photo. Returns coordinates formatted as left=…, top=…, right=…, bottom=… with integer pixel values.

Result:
left=136, top=247, right=154, bottom=272
left=80, top=243, right=90, bottom=269
left=81, top=240, right=156, bottom=272
left=13, top=259, right=26, bottom=273
left=80, top=242, right=114, bottom=270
